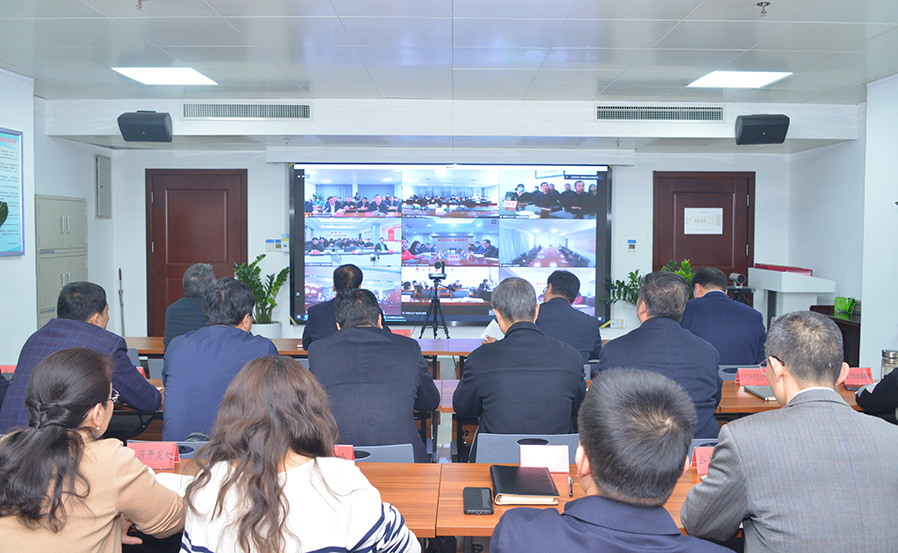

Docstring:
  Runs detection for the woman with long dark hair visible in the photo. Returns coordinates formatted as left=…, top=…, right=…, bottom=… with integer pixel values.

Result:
left=183, top=356, right=418, bottom=553
left=0, top=348, right=185, bottom=552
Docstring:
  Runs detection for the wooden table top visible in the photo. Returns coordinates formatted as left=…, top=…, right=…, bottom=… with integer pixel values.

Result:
left=126, top=336, right=483, bottom=358
left=717, top=380, right=860, bottom=414
left=165, top=460, right=442, bottom=538
left=435, top=463, right=700, bottom=536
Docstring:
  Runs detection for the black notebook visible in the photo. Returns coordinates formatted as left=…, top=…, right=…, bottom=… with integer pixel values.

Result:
left=489, top=465, right=559, bottom=505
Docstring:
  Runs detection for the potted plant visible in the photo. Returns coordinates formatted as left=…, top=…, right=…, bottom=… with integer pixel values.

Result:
left=233, top=254, right=290, bottom=339
left=601, top=270, right=642, bottom=306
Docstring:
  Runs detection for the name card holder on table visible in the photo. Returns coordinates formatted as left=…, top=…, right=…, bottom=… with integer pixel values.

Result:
left=128, top=442, right=179, bottom=470
left=844, top=367, right=874, bottom=389
left=735, top=368, right=768, bottom=386
left=691, top=447, right=714, bottom=476
left=333, top=444, right=355, bottom=461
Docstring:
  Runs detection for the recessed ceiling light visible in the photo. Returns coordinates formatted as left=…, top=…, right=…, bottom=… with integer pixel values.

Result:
left=112, top=67, right=217, bottom=85
left=688, top=71, right=791, bottom=88
left=382, top=178, right=393, bottom=182
left=321, top=179, right=332, bottom=184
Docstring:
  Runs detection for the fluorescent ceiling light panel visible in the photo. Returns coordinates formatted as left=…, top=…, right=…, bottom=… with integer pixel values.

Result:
left=112, top=67, right=216, bottom=85
left=688, top=71, right=791, bottom=88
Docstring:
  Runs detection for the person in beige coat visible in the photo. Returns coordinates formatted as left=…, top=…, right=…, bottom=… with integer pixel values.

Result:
left=0, top=348, right=185, bottom=553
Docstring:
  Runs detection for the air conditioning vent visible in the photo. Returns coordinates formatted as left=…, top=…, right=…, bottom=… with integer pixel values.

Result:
left=182, top=103, right=311, bottom=120
left=596, top=106, right=723, bottom=122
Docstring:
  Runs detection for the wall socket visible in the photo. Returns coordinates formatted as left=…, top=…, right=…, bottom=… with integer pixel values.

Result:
left=608, top=319, right=626, bottom=329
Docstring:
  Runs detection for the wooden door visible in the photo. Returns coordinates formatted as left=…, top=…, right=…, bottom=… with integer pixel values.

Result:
left=146, top=169, right=247, bottom=336
left=653, top=172, right=755, bottom=282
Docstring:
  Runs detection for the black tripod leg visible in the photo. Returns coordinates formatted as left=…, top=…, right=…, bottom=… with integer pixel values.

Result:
left=434, top=297, right=451, bottom=339
left=418, top=296, right=438, bottom=339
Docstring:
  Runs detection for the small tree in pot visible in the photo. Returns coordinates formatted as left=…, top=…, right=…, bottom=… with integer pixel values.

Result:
left=233, top=254, right=290, bottom=325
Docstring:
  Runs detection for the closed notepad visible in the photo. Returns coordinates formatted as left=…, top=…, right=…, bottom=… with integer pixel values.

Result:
left=744, top=385, right=776, bottom=401
left=489, top=465, right=559, bottom=505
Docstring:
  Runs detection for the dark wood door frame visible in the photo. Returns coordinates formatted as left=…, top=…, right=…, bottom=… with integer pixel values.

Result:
left=145, top=169, right=248, bottom=336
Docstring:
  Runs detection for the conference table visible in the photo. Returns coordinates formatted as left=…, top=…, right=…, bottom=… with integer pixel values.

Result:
left=165, top=460, right=698, bottom=538
left=716, top=380, right=860, bottom=416
left=166, top=461, right=441, bottom=538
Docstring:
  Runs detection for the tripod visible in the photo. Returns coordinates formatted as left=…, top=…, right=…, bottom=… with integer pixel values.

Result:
left=419, top=281, right=451, bottom=339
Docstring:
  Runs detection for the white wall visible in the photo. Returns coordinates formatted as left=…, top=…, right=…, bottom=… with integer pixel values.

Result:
left=0, top=69, right=35, bottom=364
left=788, top=108, right=867, bottom=304
left=861, top=75, right=898, bottom=373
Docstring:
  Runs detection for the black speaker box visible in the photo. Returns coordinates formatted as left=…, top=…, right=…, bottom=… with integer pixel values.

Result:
left=117, top=111, right=173, bottom=142
left=734, top=114, right=789, bottom=145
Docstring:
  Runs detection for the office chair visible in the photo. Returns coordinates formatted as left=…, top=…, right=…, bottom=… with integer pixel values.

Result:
left=473, top=433, right=579, bottom=464
left=353, top=444, right=415, bottom=463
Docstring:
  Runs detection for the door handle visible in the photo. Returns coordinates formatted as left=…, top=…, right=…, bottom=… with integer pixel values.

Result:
left=60, top=217, right=64, bottom=234
left=65, top=216, right=70, bottom=234
left=61, top=273, right=66, bottom=287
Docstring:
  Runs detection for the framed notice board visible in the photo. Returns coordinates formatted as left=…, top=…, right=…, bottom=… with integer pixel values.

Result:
left=0, top=127, right=24, bottom=256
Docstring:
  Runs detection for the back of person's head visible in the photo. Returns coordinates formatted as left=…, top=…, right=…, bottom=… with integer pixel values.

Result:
left=690, top=267, right=727, bottom=291
left=546, top=270, right=580, bottom=303
left=203, top=277, right=255, bottom=326
left=183, top=263, right=216, bottom=298
left=186, top=356, right=337, bottom=553
left=332, top=264, right=363, bottom=293
left=637, top=271, right=689, bottom=322
left=0, top=348, right=113, bottom=530
left=333, top=288, right=380, bottom=328
left=57, top=282, right=107, bottom=322
left=578, top=369, right=696, bottom=507
left=765, top=310, right=843, bottom=385
left=491, top=278, right=537, bottom=324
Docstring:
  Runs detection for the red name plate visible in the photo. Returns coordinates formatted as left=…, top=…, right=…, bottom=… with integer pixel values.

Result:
left=333, top=444, right=354, bottom=461
left=692, top=447, right=715, bottom=476
left=736, top=368, right=768, bottom=386
left=844, top=367, right=874, bottom=387
left=128, top=442, right=179, bottom=470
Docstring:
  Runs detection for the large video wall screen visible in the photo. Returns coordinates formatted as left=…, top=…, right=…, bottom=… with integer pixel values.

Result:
left=289, top=165, right=611, bottom=325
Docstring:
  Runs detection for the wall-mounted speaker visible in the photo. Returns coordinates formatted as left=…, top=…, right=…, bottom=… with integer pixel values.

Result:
left=117, top=111, right=173, bottom=142
left=734, top=114, right=789, bottom=145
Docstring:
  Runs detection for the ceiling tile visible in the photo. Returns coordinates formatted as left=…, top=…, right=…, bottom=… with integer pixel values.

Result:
left=0, top=0, right=104, bottom=18
left=656, top=21, right=789, bottom=50
left=849, top=27, right=898, bottom=52
left=377, top=85, right=452, bottom=100
left=628, top=49, right=742, bottom=72
left=720, top=49, right=837, bottom=73
left=452, top=86, right=530, bottom=100
left=453, top=68, right=537, bottom=87
left=554, top=20, right=680, bottom=49
left=802, top=0, right=898, bottom=24
left=523, top=84, right=599, bottom=100
left=686, top=0, right=830, bottom=22
left=330, top=0, right=451, bottom=18
left=65, top=45, right=179, bottom=67
left=755, top=22, right=895, bottom=52
left=84, top=0, right=222, bottom=18
left=453, top=47, right=549, bottom=69
left=453, top=0, right=577, bottom=19
left=208, top=0, right=336, bottom=17
left=341, top=17, right=452, bottom=48
left=227, top=17, right=352, bottom=47
left=541, top=48, right=646, bottom=71
left=275, top=66, right=379, bottom=98
left=531, top=69, right=622, bottom=89
left=256, top=46, right=363, bottom=68
left=568, top=1, right=702, bottom=20
left=368, top=66, right=452, bottom=88
left=115, top=17, right=251, bottom=47
left=4, top=18, right=148, bottom=49
left=804, top=84, right=867, bottom=104
left=453, top=18, right=566, bottom=49
left=356, top=47, right=452, bottom=67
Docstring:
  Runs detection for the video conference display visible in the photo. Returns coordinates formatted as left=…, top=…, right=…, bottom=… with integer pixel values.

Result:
left=291, top=165, right=610, bottom=324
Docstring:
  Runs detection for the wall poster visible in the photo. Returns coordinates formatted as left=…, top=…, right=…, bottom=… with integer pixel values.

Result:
left=0, top=127, right=24, bottom=256
left=683, top=207, right=723, bottom=235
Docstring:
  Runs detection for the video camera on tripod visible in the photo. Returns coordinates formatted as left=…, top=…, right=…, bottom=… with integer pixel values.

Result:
left=429, top=261, right=447, bottom=282
left=419, top=261, right=450, bottom=339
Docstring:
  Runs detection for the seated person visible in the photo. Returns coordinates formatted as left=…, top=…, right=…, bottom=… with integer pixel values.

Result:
left=162, top=277, right=278, bottom=441
left=183, top=356, right=419, bottom=553
left=857, top=368, right=898, bottom=424
left=0, top=282, right=161, bottom=434
left=453, top=278, right=586, bottom=445
left=322, top=195, right=342, bottom=214
left=560, top=180, right=596, bottom=218
left=163, top=263, right=215, bottom=351
left=303, top=264, right=390, bottom=349
left=374, top=237, right=388, bottom=252
left=481, top=239, right=498, bottom=258
left=491, top=369, right=728, bottom=553
left=308, top=289, right=439, bottom=463
left=536, top=270, right=602, bottom=362
left=0, top=348, right=185, bottom=550
left=596, top=271, right=721, bottom=438
left=680, top=267, right=766, bottom=365
left=682, top=311, right=898, bottom=551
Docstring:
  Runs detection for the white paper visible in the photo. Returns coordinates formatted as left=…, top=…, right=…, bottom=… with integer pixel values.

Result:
left=481, top=319, right=504, bottom=341
left=154, top=472, right=195, bottom=497
left=684, top=208, right=723, bottom=235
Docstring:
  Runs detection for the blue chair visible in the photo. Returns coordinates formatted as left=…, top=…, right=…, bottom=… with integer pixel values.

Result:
left=473, top=433, right=579, bottom=464
left=719, top=365, right=742, bottom=381
left=353, top=444, right=415, bottom=463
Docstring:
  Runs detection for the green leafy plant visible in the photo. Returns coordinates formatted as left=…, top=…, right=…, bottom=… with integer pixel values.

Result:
left=601, top=269, right=642, bottom=306
left=233, top=254, right=290, bottom=324
left=662, top=259, right=694, bottom=297
left=312, top=192, right=325, bottom=206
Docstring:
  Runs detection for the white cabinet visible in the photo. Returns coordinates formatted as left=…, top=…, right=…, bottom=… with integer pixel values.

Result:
left=35, top=196, right=88, bottom=326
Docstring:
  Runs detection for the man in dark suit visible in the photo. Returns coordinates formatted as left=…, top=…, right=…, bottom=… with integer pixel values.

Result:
left=536, top=270, right=602, bottom=362
left=453, top=278, right=586, bottom=441
left=682, top=311, right=898, bottom=551
left=366, top=194, right=390, bottom=213
left=680, top=267, right=766, bottom=365
left=492, top=369, right=728, bottom=553
left=0, top=282, right=161, bottom=434
left=596, top=271, right=721, bottom=438
left=163, top=263, right=215, bottom=351
left=162, top=277, right=278, bottom=441
left=302, top=264, right=390, bottom=349
left=481, top=239, right=498, bottom=258
left=308, top=289, right=439, bottom=462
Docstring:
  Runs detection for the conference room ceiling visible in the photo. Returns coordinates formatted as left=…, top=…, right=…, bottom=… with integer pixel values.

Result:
left=3, top=0, right=895, bottom=153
